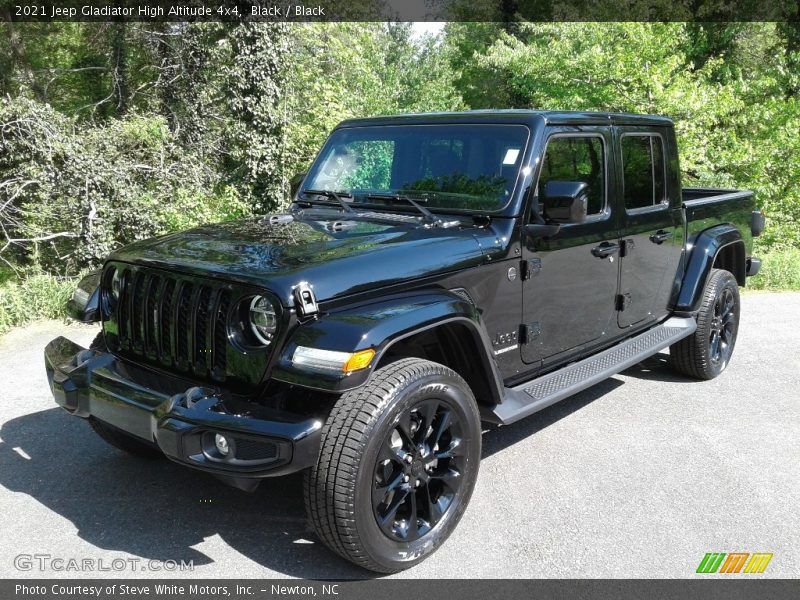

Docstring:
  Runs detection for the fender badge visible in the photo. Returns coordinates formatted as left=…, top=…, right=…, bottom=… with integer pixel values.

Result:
left=507, top=267, right=517, bottom=281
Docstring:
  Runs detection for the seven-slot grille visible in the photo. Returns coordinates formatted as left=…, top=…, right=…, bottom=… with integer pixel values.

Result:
left=110, top=266, right=232, bottom=382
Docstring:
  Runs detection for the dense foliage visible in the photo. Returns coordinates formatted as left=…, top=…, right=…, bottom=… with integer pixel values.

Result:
left=0, top=20, right=798, bottom=309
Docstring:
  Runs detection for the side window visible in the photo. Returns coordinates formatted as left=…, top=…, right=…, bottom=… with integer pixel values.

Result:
left=538, top=136, right=605, bottom=216
left=621, top=134, right=666, bottom=210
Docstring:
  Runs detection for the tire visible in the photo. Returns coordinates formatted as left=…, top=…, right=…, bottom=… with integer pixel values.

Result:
left=304, top=358, right=482, bottom=573
left=86, top=331, right=163, bottom=459
left=670, top=268, right=740, bottom=380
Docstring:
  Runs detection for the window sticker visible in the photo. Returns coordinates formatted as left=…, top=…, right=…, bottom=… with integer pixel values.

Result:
left=503, top=148, right=520, bottom=165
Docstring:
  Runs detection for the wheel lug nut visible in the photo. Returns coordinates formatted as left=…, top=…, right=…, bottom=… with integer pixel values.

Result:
left=415, top=480, right=420, bottom=487
left=404, top=475, right=410, bottom=482
left=404, top=455, right=413, bottom=463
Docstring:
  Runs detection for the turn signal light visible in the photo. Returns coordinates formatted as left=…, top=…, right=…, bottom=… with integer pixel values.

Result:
left=343, top=349, right=376, bottom=373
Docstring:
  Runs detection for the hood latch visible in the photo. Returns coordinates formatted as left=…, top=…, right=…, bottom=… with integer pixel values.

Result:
left=293, top=282, right=319, bottom=318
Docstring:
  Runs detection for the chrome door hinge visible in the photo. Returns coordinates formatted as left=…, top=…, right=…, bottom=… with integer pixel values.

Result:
left=620, top=239, right=635, bottom=258
left=616, top=293, right=632, bottom=311
left=522, top=258, right=542, bottom=280
left=521, top=322, right=541, bottom=344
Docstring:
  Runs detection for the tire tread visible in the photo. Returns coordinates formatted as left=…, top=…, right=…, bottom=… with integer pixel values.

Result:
left=304, top=357, right=474, bottom=573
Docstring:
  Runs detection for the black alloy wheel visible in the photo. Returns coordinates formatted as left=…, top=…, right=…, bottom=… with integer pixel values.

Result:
left=372, top=398, right=466, bottom=542
left=708, top=286, right=736, bottom=368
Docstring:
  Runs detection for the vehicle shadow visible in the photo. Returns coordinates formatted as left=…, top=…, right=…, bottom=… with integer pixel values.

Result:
left=0, top=360, right=684, bottom=579
left=618, top=352, right=699, bottom=384
left=0, top=408, right=366, bottom=580
left=482, top=377, right=624, bottom=458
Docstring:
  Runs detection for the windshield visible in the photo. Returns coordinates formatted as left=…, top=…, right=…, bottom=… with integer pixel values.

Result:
left=302, top=124, right=530, bottom=213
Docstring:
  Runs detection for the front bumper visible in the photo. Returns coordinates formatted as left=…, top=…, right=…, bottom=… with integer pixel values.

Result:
left=44, top=336, right=322, bottom=486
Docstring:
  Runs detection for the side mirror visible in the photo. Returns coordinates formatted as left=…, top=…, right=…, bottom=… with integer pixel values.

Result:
left=542, top=181, right=589, bottom=224
left=524, top=223, right=561, bottom=239
left=289, top=172, right=307, bottom=198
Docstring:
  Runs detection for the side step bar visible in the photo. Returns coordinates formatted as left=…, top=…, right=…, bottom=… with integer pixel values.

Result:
left=491, top=317, right=697, bottom=425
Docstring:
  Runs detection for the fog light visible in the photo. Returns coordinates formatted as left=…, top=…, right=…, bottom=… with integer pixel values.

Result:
left=214, top=433, right=230, bottom=457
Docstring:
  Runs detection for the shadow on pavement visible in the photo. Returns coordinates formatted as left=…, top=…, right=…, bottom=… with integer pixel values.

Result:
left=619, top=352, right=700, bottom=384
left=0, top=408, right=365, bottom=579
left=0, top=358, right=685, bottom=579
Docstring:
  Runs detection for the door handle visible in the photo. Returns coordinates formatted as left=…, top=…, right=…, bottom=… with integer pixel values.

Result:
left=591, top=242, right=620, bottom=258
left=650, top=230, right=673, bottom=244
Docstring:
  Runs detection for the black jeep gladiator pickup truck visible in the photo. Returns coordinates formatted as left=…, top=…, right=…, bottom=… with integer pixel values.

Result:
left=46, top=110, right=763, bottom=572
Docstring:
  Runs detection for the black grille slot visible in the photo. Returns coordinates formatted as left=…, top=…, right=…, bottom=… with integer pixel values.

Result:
left=109, top=266, right=238, bottom=383
left=213, top=290, right=230, bottom=376
left=117, top=270, right=131, bottom=349
left=176, top=283, right=193, bottom=370
left=193, top=286, right=212, bottom=372
left=159, top=278, right=176, bottom=362
left=144, top=275, right=160, bottom=357
left=233, top=438, right=278, bottom=461
left=130, top=271, right=146, bottom=351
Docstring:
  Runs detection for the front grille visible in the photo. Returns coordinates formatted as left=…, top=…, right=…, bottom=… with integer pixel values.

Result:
left=109, top=265, right=232, bottom=383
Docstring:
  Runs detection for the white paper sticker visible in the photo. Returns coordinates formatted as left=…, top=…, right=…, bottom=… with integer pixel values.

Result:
left=503, top=148, right=520, bottom=165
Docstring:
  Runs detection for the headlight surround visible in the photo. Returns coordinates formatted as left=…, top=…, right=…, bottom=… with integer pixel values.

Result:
left=247, top=295, right=278, bottom=346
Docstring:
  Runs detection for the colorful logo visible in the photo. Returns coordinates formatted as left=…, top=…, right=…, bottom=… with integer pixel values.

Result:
left=696, top=552, right=773, bottom=574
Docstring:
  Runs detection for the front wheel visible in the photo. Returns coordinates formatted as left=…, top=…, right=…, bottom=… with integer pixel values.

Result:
left=304, top=358, right=481, bottom=573
left=670, top=268, right=740, bottom=380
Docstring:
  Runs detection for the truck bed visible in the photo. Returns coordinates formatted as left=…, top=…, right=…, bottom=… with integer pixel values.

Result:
left=682, top=187, right=756, bottom=250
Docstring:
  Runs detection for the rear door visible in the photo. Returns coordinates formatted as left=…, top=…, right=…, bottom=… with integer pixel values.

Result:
left=521, top=127, right=620, bottom=368
left=615, top=127, right=683, bottom=328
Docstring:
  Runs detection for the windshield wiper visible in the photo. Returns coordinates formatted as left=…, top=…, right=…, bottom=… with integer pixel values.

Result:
left=299, top=188, right=354, bottom=213
left=365, top=193, right=440, bottom=224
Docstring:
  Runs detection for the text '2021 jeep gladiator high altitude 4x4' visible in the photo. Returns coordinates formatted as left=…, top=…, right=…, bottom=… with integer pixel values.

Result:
left=46, top=110, right=763, bottom=572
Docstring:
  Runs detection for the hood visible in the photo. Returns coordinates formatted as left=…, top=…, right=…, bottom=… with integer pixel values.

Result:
left=109, top=214, right=505, bottom=306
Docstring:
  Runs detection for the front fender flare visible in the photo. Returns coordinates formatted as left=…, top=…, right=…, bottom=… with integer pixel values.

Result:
left=67, top=270, right=102, bottom=323
left=674, top=224, right=744, bottom=313
left=270, top=290, right=503, bottom=399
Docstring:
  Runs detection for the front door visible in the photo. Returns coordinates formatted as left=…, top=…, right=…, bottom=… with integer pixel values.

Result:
left=521, top=128, right=620, bottom=367
left=615, top=128, right=684, bottom=328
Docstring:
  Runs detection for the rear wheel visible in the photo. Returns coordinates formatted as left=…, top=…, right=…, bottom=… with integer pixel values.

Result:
left=304, top=358, right=481, bottom=573
left=670, top=268, right=740, bottom=380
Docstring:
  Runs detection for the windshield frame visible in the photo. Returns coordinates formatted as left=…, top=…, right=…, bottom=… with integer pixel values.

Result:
left=298, top=122, right=533, bottom=216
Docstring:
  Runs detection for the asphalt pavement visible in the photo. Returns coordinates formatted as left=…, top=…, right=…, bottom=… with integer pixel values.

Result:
left=0, top=291, right=798, bottom=579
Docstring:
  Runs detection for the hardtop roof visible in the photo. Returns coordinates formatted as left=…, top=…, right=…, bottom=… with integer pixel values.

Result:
left=337, top=109, right=674, bottom=128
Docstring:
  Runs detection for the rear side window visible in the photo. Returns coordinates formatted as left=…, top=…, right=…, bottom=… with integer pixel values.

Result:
left=621, top=134, right=666, bottom=210
left=538, top=136, right=605, bottom=215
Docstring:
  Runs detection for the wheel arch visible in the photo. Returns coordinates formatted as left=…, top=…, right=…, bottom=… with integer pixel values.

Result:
left=674, top=224, right=746, bottom=314
left=271, top=290, right=504, bottom=406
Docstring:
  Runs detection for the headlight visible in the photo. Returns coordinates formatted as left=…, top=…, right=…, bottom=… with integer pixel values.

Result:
left=249, top=295, right=278, bottom=346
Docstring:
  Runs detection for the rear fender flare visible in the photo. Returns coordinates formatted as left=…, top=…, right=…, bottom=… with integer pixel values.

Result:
left=675, top=224, right=745, bottom=313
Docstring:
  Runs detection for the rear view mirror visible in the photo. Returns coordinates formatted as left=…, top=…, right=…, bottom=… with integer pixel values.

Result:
left=542, top=181, right=589, bottom=224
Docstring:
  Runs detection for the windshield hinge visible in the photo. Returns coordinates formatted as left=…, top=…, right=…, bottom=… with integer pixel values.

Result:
left=293, top=282, right=318, bottom=318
